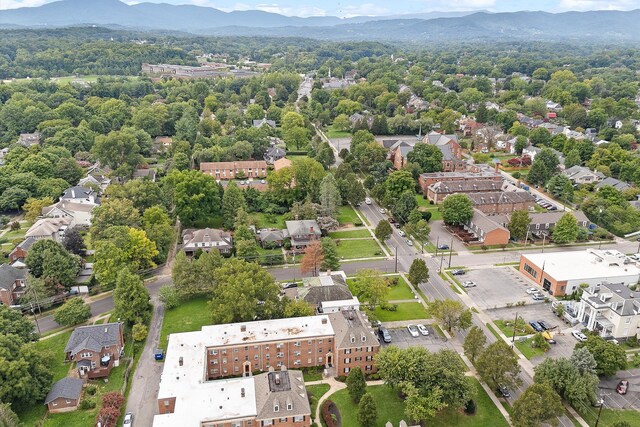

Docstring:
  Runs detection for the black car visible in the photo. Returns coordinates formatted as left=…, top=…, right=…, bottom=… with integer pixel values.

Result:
left=498, top=385, right=510, bottom=398
left=451, top=269, right=466, bottom=276
left=537, top=320, right=549, bottom=330
left=437, top=244, right=450, bottom=250
left=378, top=326, right=392, bottom=343
left=529, top=321, right=544, bottom=332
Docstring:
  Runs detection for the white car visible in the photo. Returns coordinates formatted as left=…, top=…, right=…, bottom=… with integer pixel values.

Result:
left=379, top=208, right=386, bottom=214
left=398, top=230, right=405, bottom=237
left=417, top=324, right=429, bottom=336
left=405, top=239, right=414, bottom=246
left=526, top=287, right=538, bottom=294
left=571, top=330, right=588, bottom=342
left=123, top=412, right=134, bottom=425
left=462, top=281, right=476, bottom=288
left=407, top=324, right=419, bottom=337
left=365, top=198, right=372, bottom=205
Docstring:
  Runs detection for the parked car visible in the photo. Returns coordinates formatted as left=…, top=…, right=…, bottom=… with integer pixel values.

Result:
left=529, top=321, right=544, bottom=332
left=526, top=287, right=538, bottom=294
left=497, top=385, right=510, bottom=398
left=437, top=244, right=450, bottom=250
left=531, top=293, right=545, bottom=301
left=281, top=282, right=298, bottom=289
left=407, top=324, right=419, bottom=337
left=571, top=330, right=588, bottom=342
left=451, top=269, right=466, bottom=276
left=389, top=217, right=396, bottom=224
left=365, top=198, right=372, bottom=205
left=379, top=208, right=386, bottom=214
left=617, top=380, right=629, bottom=395
left=378, top=326, right=391, bottom=343
left=154, top=349, right=164, bottom=361
left=406, top=239, right=414, bottom=246
left=398, top=230, right=405, bottom=237
left=394, top=223, right=401, bottom=229
left=462, top=281, right=476, bottom=288
left=417, top=324, right=429, bottom=336
left=537, top=320, right=549, bottom=330
left=123, top=412, right=134, bottom=425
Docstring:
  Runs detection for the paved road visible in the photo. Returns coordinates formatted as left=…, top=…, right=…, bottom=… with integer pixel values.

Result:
left=125, top=294, right=165, bottom=427
left=35, top=276, right=170, bottom=334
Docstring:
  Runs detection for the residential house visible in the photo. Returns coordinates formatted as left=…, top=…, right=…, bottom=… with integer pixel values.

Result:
left=298, top=271, right=360, bottom=314
left=17, top=132, right=42, bottom=147
left=461, top=209, right=510, bottom=246
left=60, top=186, right=100, bottom=206
left=25, top=217, right=71, bottom=241
left=323, top=77, right=355, bottom=90
left=563, top=166, right=605, bottom=185
left=154, top=136, right=173, bottom=152
left=181, top=228, right=233, bottom=256
left=541, top=123, right=565, bottom=135
left=264, top=146, right=287, bottom=164
left=8, top=236, right=36, bottom=264
left=252, top=118, right=276, bottom=129
left=79, top=165, right=111, bottom=192
left=459, top=119, right=483, bottom=137
left=596, top=177, right=632, bottom=192
left=285, top=220, right=321, bottom=250
left=349, top=112, right=373, bottom=129
left=406, top=94, right=429, bottom=112
left=563, top=128, right=586, bottom=140
left=522, top=145, right=542, bottom=161
left=426, top=180, right=505, bottom=204
left=44, top=377, right=84, bottom=413
left=519, top=249, right=640, bottom=296
left=132, top=168, right=157, bottom=182
left=495, top=137, right=520, bottom=154
left=546, top=100, right=562, bottom=111
left=465, top=191, right=535, bottom=215
left=64, top=322, right=125, bottom=379
left=577, top=282, right=640, bottom=339
left=389, top=140, right=415, bottom=169
left=257, top=228, right=288, bottom=248
left=418, top=170, right=502, bottom=194
left=42, top=200, right=95, bottom=227
left=200, top=161, right=268, bottom=180
left=0, top=264, right=26, bottom=306
left=424, top=131, right=464, bottom=172
left=274, top=157, right=293, bottom=172
left=0, top=147, right=10, bottom=166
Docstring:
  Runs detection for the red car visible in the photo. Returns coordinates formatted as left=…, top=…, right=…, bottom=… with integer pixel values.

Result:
left=617, top=380, right=629, bottom=395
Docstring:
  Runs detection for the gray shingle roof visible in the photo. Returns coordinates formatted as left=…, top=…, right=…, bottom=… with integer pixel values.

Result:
left=44, top=377, right=83, bottom=404
left=65, top=323, right=122, bottom=357
left=0, top=264, right=26, bottom=291
left=285, top=220, right=321, bottom=237
left=254, top=370, right=309, bottom=420
left=328, top=309, right=378, bottom=350
left=299, top=274, right=353, bottom=305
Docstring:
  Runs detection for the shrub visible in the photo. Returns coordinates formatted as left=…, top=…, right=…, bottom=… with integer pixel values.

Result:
left=464, top=399, right=477, bottom=414
left=354, top=221, right=363, bottom=226
left=321, top=400, right=339, bottom=427
left=102, top=391, right=125, bottom=410
left=336, top=375, right=347, bottom=382
left=480, top=245, right=488, bottom=251
left=512, top=171, right=522, bottom=179
left=96, top=406, right=121, bottom=427
left=85, top=385, right=97, bottom=395
left=79, top=398, right=96, bottom=410
left=9, top=221, right=20, bottom=231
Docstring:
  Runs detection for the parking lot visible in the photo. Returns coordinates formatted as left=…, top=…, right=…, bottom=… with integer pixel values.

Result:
left=598, top=368, right=640, bottom=410
left=460, top=266, right=543, bottom=310
left=487, top=304, right=581, bottom=365
left=381, top=325, right=455, bottom=353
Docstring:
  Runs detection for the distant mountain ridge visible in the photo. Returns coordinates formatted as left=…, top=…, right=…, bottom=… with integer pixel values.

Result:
left=0, top=0, right=638, bottom=42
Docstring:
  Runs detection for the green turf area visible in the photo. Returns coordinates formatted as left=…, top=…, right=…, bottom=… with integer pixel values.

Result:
left=514, top=338, right=547, bottom=359
left=287, top=154, right=311, bottom=163
left=576, top=407, right=639, bottom=427
left=302, top=367, right=324, bottom=382
left=415, top=193, right=431, bottom=208
left=347, top=275, right=415, bottom=301
left=414, top=195, right=443, bottom=220
left=329, top=384, right=406, bottom=427
left=328, top=229, right=371, bottom=239
left=160, top=297, right=211, bottom=349
left=494, top=319, right=534, bottom=337
left=306, top=384, right=330, bottom=417
left=374, top=302, right=430, bottom=321
left=337, top=205, right=361, bottom=226
left=335, top=238, right=384, bottom=259
left=251, top=212, right=286, bottom=229
left=325, top=126, right=351, bottom=139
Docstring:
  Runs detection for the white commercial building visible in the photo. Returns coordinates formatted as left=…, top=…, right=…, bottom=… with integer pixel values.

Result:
left=577, top=282, right=640, bottom=339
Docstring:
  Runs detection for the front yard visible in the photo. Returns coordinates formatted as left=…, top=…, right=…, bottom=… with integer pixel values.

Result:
left=334, top=238, right=384, bottom=259
left=374, top=302, right=430, bottom=322
left=337, top=205, right=362, bottom=226
left=328, top=229, right=371, bottom=239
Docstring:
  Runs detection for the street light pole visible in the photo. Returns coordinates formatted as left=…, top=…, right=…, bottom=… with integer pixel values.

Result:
left=594, top=397, right=605, bottom=427
left=511, top=312, right=518, bottom=348
left=394, top=247, right=398, bottom=273
left=448, top=237, right=453, bottom=268
left=435, top=236, right=440, bottom=257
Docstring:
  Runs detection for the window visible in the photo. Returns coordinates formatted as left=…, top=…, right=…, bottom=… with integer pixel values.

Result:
left=254, top=355, right=259, bottom=360
left=294, top=351, right=301, bottom=356
left=244, top=346, right=248, bottom=351
left=294, top=341, right=300, bottom=347
left=163, top=400, right=170, bottom=407
left=350, top=336, right=355, bottom=343
left=287, top=402, right=293, bottom=410
left=65, top=400, right=71, bottom=404
left=361, top=335, right=366, bottom=342
left=344, top=358, right=351, bottom=363
left=262, top=420, right=273, bottom=426
left=222, top=358, right=227, bottom=364
left=344, top=349, right=351, bottom=355
left=523, top=263, right=538, bottom=278
left=545, top=223, right=549, bottom=229
left=318, top=339, right=323, bottom=344
left=294, top=415, right=305, bottom=422
left=222, top=350, right=227, bottom=355
left=308, top=339, right=312, bottom=345
left=211, top=359, right=218, bottom=365
left=626, top=317, right=632, bottom=324
left=279, top=418, right=287, bottom=423
left=318, top=348, right=323, bottom=353
left=234, top=366, right=239, bottom=372
left=233, top=348, right=238, bottom=353
left=365, top=365, right=372, bottom=371
left=234, top=357, right=238, bottom=362
left=277, top=352, right=284, bottom=358
left=308, top=358, right=312, bottom=363
left=535, top=224, right=540, bottom=230
left=318, top=357, right=323, bottom=362
left=344, top=367, right=350, bottom=374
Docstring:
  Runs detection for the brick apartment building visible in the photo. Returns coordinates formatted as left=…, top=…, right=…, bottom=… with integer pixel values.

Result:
left=465, top=191, right=535, bottom=214
left=426, top=180, right=506, bottom=204
left=418, top=170, right=502, bottom=195
left=200, top=160, right=268, bottom=180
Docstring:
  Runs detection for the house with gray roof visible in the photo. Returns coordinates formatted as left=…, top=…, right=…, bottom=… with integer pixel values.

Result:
left=45, top=377, right=84, bottom=413
left=595, top=177, right=632, bottom=192
left=285, top=220, right=321, bottom=250
left=577, top=282, right=640, bottom=339
left=461, top=209, right=510, bottom=246
left=328, top=309, right=379, bottom=375
left=494, top=210, right=590, bottom=238
left=263, top=146, right=286, bottom=164
left=0, top=264, right=26, bottom=306
left=60, top=186, right=100, bottom=206
left=252, top=118, right=276, bottom=129
left=17, top=132, right=42, bottom=147
left=8, top=236, right=36, bottom=264
left=182, top=228, right=233, bottom=256
left=65, top=323, right=125, bottom=379
left=132, top=168, right=157, bottom=182
left=563, top=165, right=605, bottom=185
left=256, top=228, right=288, bottom=248
left=298, top=271, right=360, bottom=314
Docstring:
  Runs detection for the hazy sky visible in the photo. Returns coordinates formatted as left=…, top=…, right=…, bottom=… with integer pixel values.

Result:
left=2, top=0, right=639, bottom=17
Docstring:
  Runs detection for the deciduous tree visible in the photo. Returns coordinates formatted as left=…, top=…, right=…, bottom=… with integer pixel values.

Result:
left=406, top=144, right=443, bottom=173
left=346, top=367, right=367, bottom=403
left=62, top=226, right=87, bottom=255
left=22, top=196, right=53, bottom=222
left=429, top=299, right=472, bottom=333
left=476, top=340, right=522, bottom=391
left=441, top=194, right=473, bottom=225
left=163, top=169, right=221, bottom=227
left=408, top=259, right=429, bottom=285
left=463, top=326, right=487, bottom=362
left=113, top=268, right=151, bottom=325
left=222, top=181, right=246, bottom=229
left=552, top=213, right=580, bottom=244
left=351, top=269, right=389, bottom=309
left=300, top=241, right=324, bottom=277
left=374, top=219, right=392, bottom=241
left=511, top=383, right=564, bottom=427
left=508, top=210, right=531, bottom=241
left=575, top=335, right=627, bottom=376
left=54, top=297, right=91, bottom=326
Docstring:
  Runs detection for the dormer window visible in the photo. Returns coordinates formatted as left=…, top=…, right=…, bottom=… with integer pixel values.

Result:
left=273, top=400, right=280, bottom=412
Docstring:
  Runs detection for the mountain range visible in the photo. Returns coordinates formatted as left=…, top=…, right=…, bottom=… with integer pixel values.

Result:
left=0, top=0, right=639, bottom=42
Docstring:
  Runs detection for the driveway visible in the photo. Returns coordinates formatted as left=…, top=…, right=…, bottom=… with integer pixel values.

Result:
left=382, top=325, right=455, bottom=353
left=124, top=295, right=165, bottom=426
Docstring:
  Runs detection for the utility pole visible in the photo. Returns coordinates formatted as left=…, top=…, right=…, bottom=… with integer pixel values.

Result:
left=511, top=312, right=518, bottom=348
left=448, top=237, right=453, bottom=268
left=30, top=302, right=41, bottom=335
left=435, top=236, right=439, bottom=257
left=594, top=396, right=605, bottom=427
left=439, top=255, right=444, bottom=273
left=394, top=247, right=398, bottom=273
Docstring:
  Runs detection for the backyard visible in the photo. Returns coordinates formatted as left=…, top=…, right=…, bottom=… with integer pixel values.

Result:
left=347, top=275, right=416, bottom=301
left=159, top=297, right=211, bottom=349
left=328, top=229, right=371, bottom=239
left=414, top=194, right=442, bottom=220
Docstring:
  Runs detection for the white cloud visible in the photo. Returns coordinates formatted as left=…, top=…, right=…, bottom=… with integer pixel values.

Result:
left=253, top=3, right=327, bottom=16
left=0, top=0, right=47, bottom=10
left=556, top=0, right=638, bottom=11
left=410, top=0, right=496, bottom=12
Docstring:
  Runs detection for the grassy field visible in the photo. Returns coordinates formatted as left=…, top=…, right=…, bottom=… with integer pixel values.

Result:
left=329, top=379, right=507, bottom=427
left=374, top=302, right=430, bottom=322
left=414, top=194, right=443, bottom=220
left=335, top=238, right=384, bottom=259
left=577, top=407, right=640, bottom=427
left=514, top=338, right=547, bottom=359
left=306, top=384, right=330, bottom=417
left=159, top=297, right=211, bottom=349
left=347, top=275, right=415, bottom=301
left=329, top=229, right=371, bottom=239
left=325, top=126, right=352, bottom=139
left=251, top=212, right=286, bottom=229
left=494, top=319, right=534, bottom=337
left=337, top=205, right=361, bottom=226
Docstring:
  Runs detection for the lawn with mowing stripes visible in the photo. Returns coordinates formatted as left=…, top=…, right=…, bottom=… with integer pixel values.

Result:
left=337, top=205, right=361, bottom=226
left=335, top=238, right=384, bottom=259
left=329, top=229, right=371, bottom=239
left=374, top=302, right=430, bottom=321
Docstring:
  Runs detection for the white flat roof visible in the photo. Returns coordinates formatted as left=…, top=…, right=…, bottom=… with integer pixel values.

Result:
left=154, top=330, right=257, bottom=427
left=199, top=315, right=334, bottom=347
left=522, top=249, right=640, bottom=282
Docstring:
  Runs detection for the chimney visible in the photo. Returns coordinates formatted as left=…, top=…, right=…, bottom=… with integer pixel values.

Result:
left=241, top=325, right=246, bottom=332
left=275, top=374, right=281, bottom=385
left=179, top=357, right=183, bottom=366
left=309, top=226, right=314, bottom=234
left=241, top=388, right=245, bottom=397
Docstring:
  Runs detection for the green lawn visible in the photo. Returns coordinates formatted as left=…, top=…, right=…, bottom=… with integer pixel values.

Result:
left=325, top=126, right=351, bottom=139
left=159, top=297, right=211, bottom=349
left=251, top=212, right=286, bottom=229
left=514, top=338, right=547, bottom=359
left=337, top=205, right=361, bottom=226
left=306, top=384, right=330, bottom=418
left=576, top=407, right=640, bottom=427
left=494, top=319, right=534, bottom=337
left=346, top=275, right=415, bottom=301
left=335, top=238, right=384, bottom=259
left=329, top=379, right=507, bottom=427
left=415, top=193, right=431, bottom=208
left=329, top=229, right=371, bottom=239
left=302, top=367, right=324, bottom=382
left=414, top=195, right=443, bottom=220
left=287, top=154, right=311, bottom=163
left=374, top=302, right=430, bottom=322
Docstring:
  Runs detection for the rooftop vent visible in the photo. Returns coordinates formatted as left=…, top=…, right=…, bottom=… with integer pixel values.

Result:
left=241, top=325, right=246, bottom=332
left=275, top=374, right=281, bottom=385
left=241, top=387, right=245, bottom=397
left=179, top=357, right=183, bottom=366
left=321, top=318, right=327, bottom=324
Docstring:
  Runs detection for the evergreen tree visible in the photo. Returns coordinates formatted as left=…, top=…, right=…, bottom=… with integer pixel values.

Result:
left=221, top=181, right=246, bottom=230
left=357, top=393, right=377, bottom=427
left=319, top=174, right=342, bottom=218
left=346, top=367, right=367, bottom=403
left=320, top=237, right=340, bottom=271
